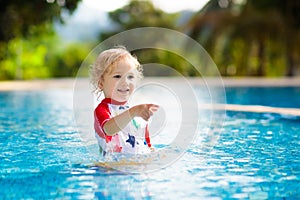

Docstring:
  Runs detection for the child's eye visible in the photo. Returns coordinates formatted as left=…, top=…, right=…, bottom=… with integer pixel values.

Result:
left=113, top=75, right=121, bottom=79
left=128, top=75, right=135, bottom=80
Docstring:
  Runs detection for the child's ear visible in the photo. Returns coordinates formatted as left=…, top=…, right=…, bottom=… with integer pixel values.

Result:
left=98, top=79, right=103, bottom=90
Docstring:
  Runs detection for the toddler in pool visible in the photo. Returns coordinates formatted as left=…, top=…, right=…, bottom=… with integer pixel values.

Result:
left=90, top=46, right=159, bottom=156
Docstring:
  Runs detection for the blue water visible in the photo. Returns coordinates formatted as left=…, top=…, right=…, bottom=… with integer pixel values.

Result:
left=225, top=87, right=300, bottom=108
left=1, top=87, right=300, bottom=199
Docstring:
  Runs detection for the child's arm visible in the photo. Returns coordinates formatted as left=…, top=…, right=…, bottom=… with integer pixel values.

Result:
left=103, top=104, right=159, bottom=136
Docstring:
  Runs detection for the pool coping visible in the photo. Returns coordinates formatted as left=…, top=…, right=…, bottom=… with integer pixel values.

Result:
left=200, top=103, right=300, bottom=116
left=0, top=77, right=300, bottom=91
left=1, top=77, right=300, bottom=116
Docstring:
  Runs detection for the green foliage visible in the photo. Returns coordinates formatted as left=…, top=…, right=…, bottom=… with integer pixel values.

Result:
left=0, top=0, right=81, bottom=42
left=100, top=0, right=193, bottom=76
left=0, top=0, right=84, bottom=80
left=0, top=24, right=56, bottom=79
left=48, top=42, right=91, bottom=77
left=132, top=49, right=198, bottom=76
left=188, top=0, right=300, bottom=76
left=0, top=22, right=91, bottom=80
left=100, top=0, right=178, bottom=40
left=2, top=0, right=299, bottom=79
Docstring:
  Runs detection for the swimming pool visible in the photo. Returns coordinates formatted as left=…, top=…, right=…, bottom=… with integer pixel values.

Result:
left=1, top=84, right=300, bottom=199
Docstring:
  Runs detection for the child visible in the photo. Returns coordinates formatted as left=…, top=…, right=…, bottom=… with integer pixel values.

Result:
left=90, top=46, right=159, bottom=156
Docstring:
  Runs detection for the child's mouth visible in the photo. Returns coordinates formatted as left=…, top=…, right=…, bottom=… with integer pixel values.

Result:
left=117, top=89, right=129, bottom=94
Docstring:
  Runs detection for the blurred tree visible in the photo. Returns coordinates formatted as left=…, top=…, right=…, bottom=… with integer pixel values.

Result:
left=224, top=1, right=284, bottom=76
left=186, top=0, right=300, bottom=76
left=0, top=0, right=81, bottom=42
left=0, top=23, right=92, bottom=80
left=0, top=0, right=82, bottom=80
left=0, top=23, right=58, bottom=79
left=99, top=0, right=177, bottom=41
left=250, top=0, right=300, bottom=76
left=99, top=0, right=199, bottom=76
left=49, top=42, right=91, bottom=77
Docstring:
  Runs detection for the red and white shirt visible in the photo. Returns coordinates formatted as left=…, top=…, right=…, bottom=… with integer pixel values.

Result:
left=94, top=98, right=152, bottom=155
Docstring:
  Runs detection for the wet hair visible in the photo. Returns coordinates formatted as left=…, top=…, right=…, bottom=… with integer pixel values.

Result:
left=90, top=46, right=143, bottom=95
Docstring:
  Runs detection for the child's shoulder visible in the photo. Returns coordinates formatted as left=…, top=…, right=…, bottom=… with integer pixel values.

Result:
left=95, top=100, right=110, bottom=112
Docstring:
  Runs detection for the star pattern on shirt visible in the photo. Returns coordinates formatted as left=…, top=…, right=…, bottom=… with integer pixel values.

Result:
left=126, top=133, right=135, bottom=148
left=119, top=105, right=129, bottom=110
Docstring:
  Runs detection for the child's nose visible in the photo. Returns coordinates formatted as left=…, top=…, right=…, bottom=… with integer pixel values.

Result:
left=120, top=77, right=129, bottom=85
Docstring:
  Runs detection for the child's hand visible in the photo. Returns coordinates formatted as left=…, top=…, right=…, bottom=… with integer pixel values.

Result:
left=130, top=104, right=159, bottom=121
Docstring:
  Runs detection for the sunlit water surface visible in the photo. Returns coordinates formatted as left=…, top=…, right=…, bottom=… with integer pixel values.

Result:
left=1, top=87, right=300, bottom=199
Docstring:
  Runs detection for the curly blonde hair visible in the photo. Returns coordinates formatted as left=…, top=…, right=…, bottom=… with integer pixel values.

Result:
left=90, top=46, right=143, bottom=95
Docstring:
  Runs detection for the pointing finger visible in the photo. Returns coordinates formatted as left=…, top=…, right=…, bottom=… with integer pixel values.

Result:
left=147, top=104, right=159, bottom=112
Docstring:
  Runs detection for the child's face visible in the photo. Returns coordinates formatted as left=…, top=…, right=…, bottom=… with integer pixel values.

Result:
left=99, top=57, right=138, bottom=102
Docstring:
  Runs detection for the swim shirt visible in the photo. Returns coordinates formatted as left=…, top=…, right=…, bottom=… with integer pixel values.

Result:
left=94, top=98, right=152, bottom=156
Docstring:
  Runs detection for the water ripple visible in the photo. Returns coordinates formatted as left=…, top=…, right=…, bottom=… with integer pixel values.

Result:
left=1, top=90, right=300, bottom=199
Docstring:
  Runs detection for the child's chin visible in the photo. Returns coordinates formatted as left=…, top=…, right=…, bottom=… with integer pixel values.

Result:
left=115, top=96, right=129, bottom=102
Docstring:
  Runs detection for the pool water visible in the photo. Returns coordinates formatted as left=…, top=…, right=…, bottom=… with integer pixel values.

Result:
left=1, top=87, right=300, bottom=199
left=225, top=87, right=300, bottom=108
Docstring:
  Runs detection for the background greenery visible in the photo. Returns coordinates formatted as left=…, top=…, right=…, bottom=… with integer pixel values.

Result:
left=0, top=0, right=299, bottom=80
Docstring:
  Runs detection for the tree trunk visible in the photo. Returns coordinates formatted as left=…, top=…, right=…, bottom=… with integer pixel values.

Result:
left=286, top=40, right=295, bottom=77
left=257, top=40, right=265, bottom=76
